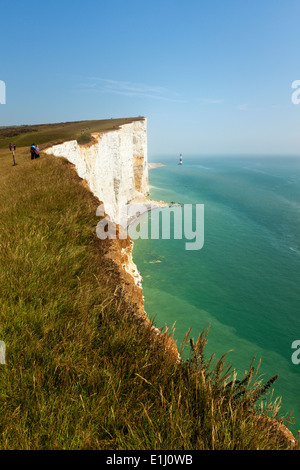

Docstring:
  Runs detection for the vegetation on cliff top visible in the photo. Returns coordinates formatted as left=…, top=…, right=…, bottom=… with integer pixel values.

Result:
left=0, top=117, right=144, bottom=150
left=0, top=123, right=297, bottom=450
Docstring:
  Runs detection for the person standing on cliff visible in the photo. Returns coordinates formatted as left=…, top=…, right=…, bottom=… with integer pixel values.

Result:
left=30, top=144, right=36, bottom=160
left=35, top=144, right=40, bottom=158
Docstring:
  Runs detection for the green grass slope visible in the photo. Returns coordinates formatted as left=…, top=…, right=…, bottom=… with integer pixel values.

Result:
left=0, top=117, right=144, bottom=150
left=0, top=124, right=297, bottom=450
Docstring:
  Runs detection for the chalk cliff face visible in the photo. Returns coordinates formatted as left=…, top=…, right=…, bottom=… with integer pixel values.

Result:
left=45, top=118, right=149, bottom=223
left=45, top=118, right=149, bottom=293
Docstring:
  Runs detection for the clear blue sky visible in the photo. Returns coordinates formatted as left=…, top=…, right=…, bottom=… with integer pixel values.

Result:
left=1, top=0, right=300, bottom=157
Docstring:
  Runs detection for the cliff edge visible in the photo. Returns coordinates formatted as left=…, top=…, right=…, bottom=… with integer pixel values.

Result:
left=45, top=118, right=149, bottom=224
left=45, top=118, right=179, bottom=362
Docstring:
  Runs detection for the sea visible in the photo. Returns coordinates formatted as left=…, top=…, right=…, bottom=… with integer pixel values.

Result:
left=131, top=155, right=300, bottom=436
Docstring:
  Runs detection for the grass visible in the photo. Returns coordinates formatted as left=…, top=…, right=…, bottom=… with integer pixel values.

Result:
left=0, top=124, right=297, bottom=450
left=0, top=117, right=144, bottom=150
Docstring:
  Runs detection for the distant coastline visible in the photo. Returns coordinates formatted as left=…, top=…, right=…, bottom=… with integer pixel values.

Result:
left=148, top=163, right=166, bottom=170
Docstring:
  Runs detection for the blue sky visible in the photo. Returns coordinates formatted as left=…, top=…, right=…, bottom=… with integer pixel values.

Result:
left=1, top=0, right=300, bottom=157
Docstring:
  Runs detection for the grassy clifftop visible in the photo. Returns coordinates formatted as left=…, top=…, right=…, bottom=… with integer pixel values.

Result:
left=0, top=117, right=144, bottom=150
left=0, top=123, right=296, bottom=450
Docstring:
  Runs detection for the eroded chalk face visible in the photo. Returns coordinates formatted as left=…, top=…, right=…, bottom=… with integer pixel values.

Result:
left=45, top=119, right=149, bottom=225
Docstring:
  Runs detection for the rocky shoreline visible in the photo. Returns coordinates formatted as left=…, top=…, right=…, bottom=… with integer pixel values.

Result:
left=148, top=163, right=166, bottom=170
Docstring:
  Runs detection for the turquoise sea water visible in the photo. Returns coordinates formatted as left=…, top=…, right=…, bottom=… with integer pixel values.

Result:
left=131, top=156, right=300, bottom=436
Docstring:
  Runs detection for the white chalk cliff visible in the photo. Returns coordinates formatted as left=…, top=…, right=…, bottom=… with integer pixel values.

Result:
left=45, top=118, right=150, bottom=289
left=45, top=118, right=149, bottom=223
